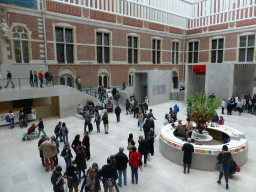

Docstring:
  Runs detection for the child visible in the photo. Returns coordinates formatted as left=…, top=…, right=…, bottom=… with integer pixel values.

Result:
left=218, top=116, right=225, bottom=125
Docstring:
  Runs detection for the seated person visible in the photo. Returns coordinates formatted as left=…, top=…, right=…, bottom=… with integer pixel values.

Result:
left=218, top=116, right=225, bottom=125
left=22, top=123, right=37, bottom=140
left=78, top=103, right=83, bottom=114
left=164, top=114, right=170, bottom=125
left=186, top=118, right=194, bottom=139
left=211, top=112, right=219, bottom=123
left=171, top=111, right=177, bottom=122
left=19, top=112, right=27, bottom=125
left=83, top=106, right=88, bottom=114
left=174, top=120, right=186, bottom=137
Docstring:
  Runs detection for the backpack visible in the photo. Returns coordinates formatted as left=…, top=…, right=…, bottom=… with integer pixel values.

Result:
left=5, top=114, right=10, bottom=122
left=65, top=127, right=69, bottom=134
left=54, top=125, right=60, bottom=134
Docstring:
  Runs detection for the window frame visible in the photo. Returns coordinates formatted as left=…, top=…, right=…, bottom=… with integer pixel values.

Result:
left=11, top=25, right=31, bottom=64
left=210, top=38, right=224, bottom=63
left=188, top=41, right=199, bottom=64
left=172, top=41, right=180, bottom=64
left=152, top=37, right=162, bottom=64
left=127, top=35, right=139, bottom=64
left=238, top=35, right=255, bottom=62
left=55, top=27, right=74, bottom=64
left=96, top=31, right=111, bottom=64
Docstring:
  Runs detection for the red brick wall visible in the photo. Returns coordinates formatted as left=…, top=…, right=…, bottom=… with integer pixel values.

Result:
left=90, top=10, right=116, bottom=23
left=46, top=0, right=81, bottom=17
left=123, top=17, right=143, bottom=28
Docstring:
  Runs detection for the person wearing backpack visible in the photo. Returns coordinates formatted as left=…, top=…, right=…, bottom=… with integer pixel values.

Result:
left=60, top=122, right=69, bottom=144
left=55, top=122, right=63, bottom=142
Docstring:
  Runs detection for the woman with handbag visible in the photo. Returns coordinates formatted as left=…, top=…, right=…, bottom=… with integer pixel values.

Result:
left=60, top=122, right=69, bottom=144
left=61, top=142, right=73, bottom=171
left=216, top=145, right=232, bottom=190
left=127, top=133, right=135, bottom=158
left=71, top=135, right=81, bottom=154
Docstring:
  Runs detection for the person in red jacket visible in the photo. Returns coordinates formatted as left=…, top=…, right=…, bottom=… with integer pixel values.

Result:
left=129, top=146, right=142, bottom=184
left=38, top=69, right=44, bottom=88
left=22, top=123, right=37, bottom=141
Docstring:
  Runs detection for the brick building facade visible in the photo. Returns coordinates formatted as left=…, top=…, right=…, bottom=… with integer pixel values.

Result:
left=0, top=0, right=256, bottom=98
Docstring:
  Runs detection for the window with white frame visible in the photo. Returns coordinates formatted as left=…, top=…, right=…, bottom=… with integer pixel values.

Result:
left=172, top=42, right=179, bottom=64
left=129, top=72, right=134, bottom=86
left=152, top=39, right=161, bottom=64
left=188, top=41, right=198, bottom=63
left=96, top=32, right=110, bottom=63
left=55, top=27, right=74, bottom=63
left=211, top=39, right=224, bottom=63
left=12, top=26, right=29, bottom=63
left=128, top=36, right=138, bottom=64
left=239, top=35, right=255, bottom=62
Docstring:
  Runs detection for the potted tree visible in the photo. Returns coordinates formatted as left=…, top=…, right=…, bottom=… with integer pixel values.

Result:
left=186, top=92, right=221, bottom=134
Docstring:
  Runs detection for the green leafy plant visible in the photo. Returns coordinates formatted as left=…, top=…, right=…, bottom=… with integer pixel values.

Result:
left=186, top=92, right=221, bottom=133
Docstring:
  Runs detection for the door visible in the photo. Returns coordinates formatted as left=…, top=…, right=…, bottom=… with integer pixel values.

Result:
left=60, top=75, right=73, bottom=87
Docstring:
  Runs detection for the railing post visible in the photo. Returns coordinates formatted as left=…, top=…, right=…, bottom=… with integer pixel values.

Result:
left=19, top=78, right=21, bottom=90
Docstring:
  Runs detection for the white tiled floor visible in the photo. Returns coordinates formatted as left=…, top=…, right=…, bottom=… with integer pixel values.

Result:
left=0, top=101, right=256, bottom=192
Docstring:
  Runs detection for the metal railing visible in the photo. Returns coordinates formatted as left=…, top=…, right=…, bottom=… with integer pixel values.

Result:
left=49, top=0, right=190, bottom=29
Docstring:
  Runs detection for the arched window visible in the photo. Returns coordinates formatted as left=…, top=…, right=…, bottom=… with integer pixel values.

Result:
left=173, top=71, right=178, bottom=89
left=67, top=77, right=73, bottom=87
left=129, top=73, right=133, bottom=86
left=98, top=74, right=108, bottom=88
left=12, top=26, right=29, bottom=63
left=60, top=77, right=65, bottom=85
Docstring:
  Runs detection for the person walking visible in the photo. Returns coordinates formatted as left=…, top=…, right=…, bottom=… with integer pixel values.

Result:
left=129, top=147, right=142, bottom=184
left=94, top=112, right=101, bottom=133
left=112, top=87, right=117, bottom=100
left=7, top=110, right=15, bottom=129
left=147, top=109, right=156, bottom=120
left=38, top=135, right=46, bottom=167
left=182, top=139, right=194, bottom=174
left=101, top=157, right=118, bottom=192
left=55, top=122, right=63, bottom=142
left=51, top=135, right=60, bottom=166
left=102, top=112, right=109, bottom=134
left=29, top=70, right=34, bottom=87
left=115, top=105, right=121, bottom=123
left=61, top=142, right=73, bottom=171
left=83, top=111, right=91, bottom=133
left=5, top=70, right=15, bottom=88
left=143, top=119, right=150, bottom=140
left=125, top=99, right=131, bottom=115
left=60, top=122, right=69, bottom=144
left=71, top=134, right=81, bottom=154
left=51, top=166, right=66, bottom=192
left=217, top=145, right=232, bottom=190
left=75, top=146, right=87, bottom=183
left=115, top=91, right=120, bottom=105
left=82, top=132, right=90, bottom=160
left=34, top=71, right=38, bottom=88
left=38, top=69, right=44, bottom=88
left=115, top=147, right=129, bottom=187
left=174, top=104, right=180, bottom=117
left=138, top=135, right=150, bottom=167
left=138, top=110, right=144, bottom=131
left=38, top=136, right=57, bottom=172
left=127, top=133, right=135, bottom=158
left=147, top=128, right=156, bottom=156
left=38, top=118, right=47, bottom=137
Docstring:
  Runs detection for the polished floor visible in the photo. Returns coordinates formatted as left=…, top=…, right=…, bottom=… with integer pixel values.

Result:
left=0, top=100, right=256, bottom=192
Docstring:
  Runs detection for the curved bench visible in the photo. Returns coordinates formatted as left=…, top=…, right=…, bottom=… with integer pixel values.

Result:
left=159, top=123, right=248, bottom=171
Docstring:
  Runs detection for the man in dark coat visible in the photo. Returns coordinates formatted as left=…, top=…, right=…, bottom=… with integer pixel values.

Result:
left=101, top=157, right=118, bottom=192
left=5, top=70, right=14, bottom=88
left=38, top=135, right=46, bottom=167
left=115, top=147, right=129, bottom=187
left=143, top=119, right=150, bottom=140
left=29, top=70, right=34, bottom=87
left=115, top=105, right=121, bottom=123
left=112, top=87, right=117, bottom=99
left=75, top=146, right=87, bottom=182
left=147, top=128, right=156, bottom=156
left=182, top=139, right=194, bottom=174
